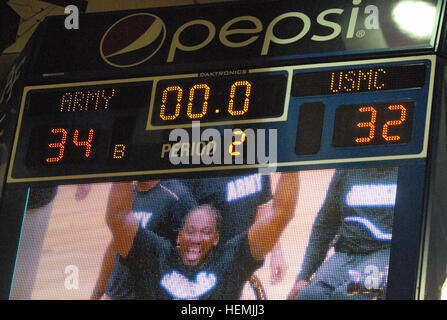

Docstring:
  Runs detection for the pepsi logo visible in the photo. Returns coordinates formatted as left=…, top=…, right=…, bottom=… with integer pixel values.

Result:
left=100, top=13, right=166, bottom=68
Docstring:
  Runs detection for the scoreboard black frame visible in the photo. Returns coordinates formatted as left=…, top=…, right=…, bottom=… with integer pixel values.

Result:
left=1, top=0, right=447, bottom=302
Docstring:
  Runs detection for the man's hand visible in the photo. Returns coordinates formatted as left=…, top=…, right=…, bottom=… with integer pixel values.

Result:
left=136, top=180, right=160, bottom=193
left=90, top=288, right=104, bottom=300
left=287, top=280, right=308, bottom=300
left=269, top=243, right=287, bottom=285
left=75, top=184, right=91, bottom=201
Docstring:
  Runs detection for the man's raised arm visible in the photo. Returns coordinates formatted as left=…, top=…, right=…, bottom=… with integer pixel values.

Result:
left=106, top=182, right=139, bottom=258
left=248, top=172, right=299, bottom=261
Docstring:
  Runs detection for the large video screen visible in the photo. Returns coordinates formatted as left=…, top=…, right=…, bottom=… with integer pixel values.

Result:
left=10, top=166, right=398, bottom=300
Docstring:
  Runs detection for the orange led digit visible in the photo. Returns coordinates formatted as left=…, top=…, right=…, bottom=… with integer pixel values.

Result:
left=355, top=107, right=377, bottom=143
left=187, top=84, right=210, bottom=119
left=73, top=129, right=95, bottom=158
left=382, top=104, right=407, bottom=141
left=46, top=128, right=68, bottom=163
left=228, top=81, right=251, bottom=116
left=160, top=86, right=182, bottom=120
left=151, top=73, right=287, bottom=126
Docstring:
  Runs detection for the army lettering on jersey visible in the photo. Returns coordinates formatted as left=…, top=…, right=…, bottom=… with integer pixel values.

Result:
left=184, top=174, right=271, bottom=243
left=226, top=174, right=263, bottom=202
left=132, top=211, right=152, bottom=229
left=345, top=184, right=397, bottom=207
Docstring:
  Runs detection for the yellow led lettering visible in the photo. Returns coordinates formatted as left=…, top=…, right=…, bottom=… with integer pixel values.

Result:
left=329, top=68, right=387, bottom=94
left=355, top=106, right=377, bottom=143
left=382, top=104, right=406, bottom=141
left=113, top=144, right=126, bottom=159
left=46, top=128, right=68, bottom=163
left=330, top=71, right=343, bottom=93
left=160, top=86, right=182, bottom=120
left=101, top=89, right=115, bottom=110
left=60, top=92, right=73, bottom=112
left=187, top=84, right=210, bottom=119
left=229, top=129, right=246, bottom=156
left=93, top=90, right=101, bottom=110
left=356, top=69, right=373, bottom=91
left=84, top=91, right=97, bottom=111
left=373, top=68, right=386, bottom=90
left=343, top=71, right=356, bottom=92
left=73, top=91, right=85, bottom=111
left=59, top=89, right=114, bottom=112
left=228, top=81, right=251, bottom=116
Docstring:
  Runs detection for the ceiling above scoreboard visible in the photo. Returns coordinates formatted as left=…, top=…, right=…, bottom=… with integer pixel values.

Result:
left=20, top=0, right=443, bottom=80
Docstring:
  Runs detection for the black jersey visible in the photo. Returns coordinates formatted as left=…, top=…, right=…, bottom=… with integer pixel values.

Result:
left=298, top=167, right=398, bottom=281
left=27, top=186, right=58, bottom=210
left=132, top=180, right=197, bottom=244
left=184, top=174, right=272, bottom=243
left=126, top=227, right=263, bottom=300
left=105, top=179, right=197, bottom=299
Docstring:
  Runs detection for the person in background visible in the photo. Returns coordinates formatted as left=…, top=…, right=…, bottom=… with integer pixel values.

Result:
left=288, top=167, right=397, bottom=300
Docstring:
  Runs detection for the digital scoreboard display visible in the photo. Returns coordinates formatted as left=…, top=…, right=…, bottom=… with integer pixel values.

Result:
left=1, top=54, right=436, bottom=302
left=7, top=57, right=431, bottom=182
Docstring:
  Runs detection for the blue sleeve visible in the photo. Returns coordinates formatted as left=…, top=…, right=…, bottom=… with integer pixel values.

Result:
left=161, top=180, right=198, bottom=228
left=222, top=232, right=264, bottom=282
left=298, top=171, right=345, bottom=280
left=139, top=180, right=197, bottom=244
left=125, top=224, right=170, bottom=276
left=259, top=174, right=273, bottom=205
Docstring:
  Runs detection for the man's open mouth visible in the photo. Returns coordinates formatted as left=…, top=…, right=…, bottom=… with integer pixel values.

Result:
left=185, top=246, right=201, bottom=264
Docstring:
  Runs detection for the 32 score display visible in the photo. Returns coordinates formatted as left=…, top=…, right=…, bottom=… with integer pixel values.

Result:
left=332, top=101, right=414, bottom=147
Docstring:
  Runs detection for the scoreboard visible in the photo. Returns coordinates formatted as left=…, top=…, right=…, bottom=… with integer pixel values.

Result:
left=0, top=0, right=446, bottom=301
left=7, top=56, right=433, bottom=182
